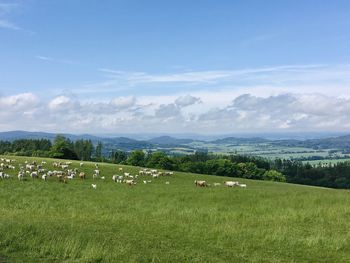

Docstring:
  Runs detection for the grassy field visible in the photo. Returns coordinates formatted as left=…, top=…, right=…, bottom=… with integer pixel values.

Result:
left=187, top=141, right=335, bottom=160
left=1, top=156, right=350, bottom=262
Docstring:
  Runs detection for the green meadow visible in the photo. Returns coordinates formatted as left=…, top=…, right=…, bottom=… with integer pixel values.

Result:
left=1, top=156, right=350, bottom=262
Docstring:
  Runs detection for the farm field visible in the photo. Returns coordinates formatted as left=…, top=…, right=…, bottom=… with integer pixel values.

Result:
left=1, top=156, right=350, bottom=262
left=303, top=158, right=350, bottom=166
left=186, top=141, right=335, bottom=159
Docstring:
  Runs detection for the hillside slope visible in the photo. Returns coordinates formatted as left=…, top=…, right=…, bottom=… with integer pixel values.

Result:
left=0, top=156, right=349, bottom=262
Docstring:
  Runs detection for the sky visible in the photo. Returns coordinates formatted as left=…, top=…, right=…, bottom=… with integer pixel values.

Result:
left=1, top=0, right=350, bottom=134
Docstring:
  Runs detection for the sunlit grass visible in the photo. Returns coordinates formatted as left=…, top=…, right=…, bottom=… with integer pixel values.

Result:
left=1, top=156, right=350, bottom=262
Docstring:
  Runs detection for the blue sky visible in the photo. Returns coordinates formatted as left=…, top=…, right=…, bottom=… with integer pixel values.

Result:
left=1, top=0, right=350, bottom=134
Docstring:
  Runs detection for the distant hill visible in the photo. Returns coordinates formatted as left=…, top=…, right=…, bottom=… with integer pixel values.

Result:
left=148, top=136, right=194, bottom=145
left=212, top=137, right=269, bottom=144
left=3, top=130, right=350, bottom=152
left=0, top=131, right=102, bottom=142
left=273, top=135, right=350, bottom=149
left=0, top=131, right=57, bottom=141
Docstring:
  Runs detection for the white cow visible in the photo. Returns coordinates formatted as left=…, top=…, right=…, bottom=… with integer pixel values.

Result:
left=18, top=172, right=24, bottom=181
left=224, top=181, right=239, bottom=187
left=30, top=171, right=38, bottom=179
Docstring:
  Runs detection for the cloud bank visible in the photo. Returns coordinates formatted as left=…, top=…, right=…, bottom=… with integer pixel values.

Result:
left=1, top=91, right=350, bottom=134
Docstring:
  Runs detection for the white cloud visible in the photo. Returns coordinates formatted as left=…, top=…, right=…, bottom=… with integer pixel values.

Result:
left=2, top=91, right=350, bottom=134
left=70, top=64, right=350, bottom=100
left=110, top=96, right=136, bottom=109
left=175, top=95, right=201, bottom=107
left=0, top=2, right=22, bottom=31
left=0, top=93, right=38, bottom=110
left=36, top=55, right=78, bottom=65
left=48, top=96, right=77, bottom=111
left=0, top=19, right=20, bottom=30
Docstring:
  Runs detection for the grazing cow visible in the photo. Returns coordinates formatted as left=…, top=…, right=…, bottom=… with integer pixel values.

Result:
left=26, top=164, right=35, bottom=171
left=224, top=181, right=239, bottom=187
left=80, top=162, right=84, bottom=167
left=194, top=180, right=207, bottom=187
left=42, top=174, right=48, bottom=181
left=0, top=172, right=8, bottom=179
left=124, top=179, right=136, bottom=186
left=79, top=172, right=86, bottom=179
left=61, top=164, right=69, bottom=170
left=18, top=172, right=24, bottom=181
left=91, top=184, right=97, bottom=189
left=112, top=175, right=123, bottom=183
left=30, top=171, right=38, bottom=180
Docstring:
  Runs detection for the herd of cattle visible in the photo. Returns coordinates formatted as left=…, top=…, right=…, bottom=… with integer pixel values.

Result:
left=195, top=180, right=246, bottom=188
left=0, top=158, right=247, bottom=189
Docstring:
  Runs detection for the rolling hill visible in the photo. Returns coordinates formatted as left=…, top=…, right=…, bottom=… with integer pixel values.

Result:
left=0, top=155, right=350, bottom=262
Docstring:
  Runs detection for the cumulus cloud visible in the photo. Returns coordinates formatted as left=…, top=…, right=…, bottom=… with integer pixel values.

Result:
left=48, top=96, right=76, bottom=111
left=175, top=95, right=201, bottom=107
left=110, top=96, right=136, bottom=109
left=203, top=93, right=350, bottom=131
left=0, top=93, right=38, bottom=111
left=2, top=91, right=350, bottom=133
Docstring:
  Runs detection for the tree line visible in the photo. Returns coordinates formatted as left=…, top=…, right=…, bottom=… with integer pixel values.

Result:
left=1, top=136, right=350, bottom=188
left=0, top=136, right=95, bottom=161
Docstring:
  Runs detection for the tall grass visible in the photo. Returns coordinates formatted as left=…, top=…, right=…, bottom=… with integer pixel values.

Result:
left=0, top=156, right=350, bottom=262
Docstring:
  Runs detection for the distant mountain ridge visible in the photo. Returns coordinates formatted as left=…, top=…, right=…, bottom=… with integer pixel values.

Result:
left=148, top=136, right=194, bottom=145
left=213, top=137, right=269, bottom=144
left=272, top=135, right=350, bottom=149
left=2, top=130, right=350, bottom=151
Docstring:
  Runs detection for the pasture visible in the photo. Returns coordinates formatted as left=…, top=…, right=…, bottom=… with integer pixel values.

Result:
left=303, top=158, right=350, bottom=166
left=1, top=156, right=350, bottom=262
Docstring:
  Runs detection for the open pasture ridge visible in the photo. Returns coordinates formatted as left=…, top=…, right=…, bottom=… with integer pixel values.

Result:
left=1, top=156, right=350, bottom=262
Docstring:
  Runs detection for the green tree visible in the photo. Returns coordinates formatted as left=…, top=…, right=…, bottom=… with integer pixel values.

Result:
left=263, top=170, right=286, bottom=182
left=127, top=150, right=145, bottom=166
left=74, top=139, right=94, bottom=161
left=112, top=150, right=128, bottom=163
left=50, top=135, right=78, bottom=160
left=146, top=151, right=174, bottom=170
left=95, top=141, right=103, bottom=161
